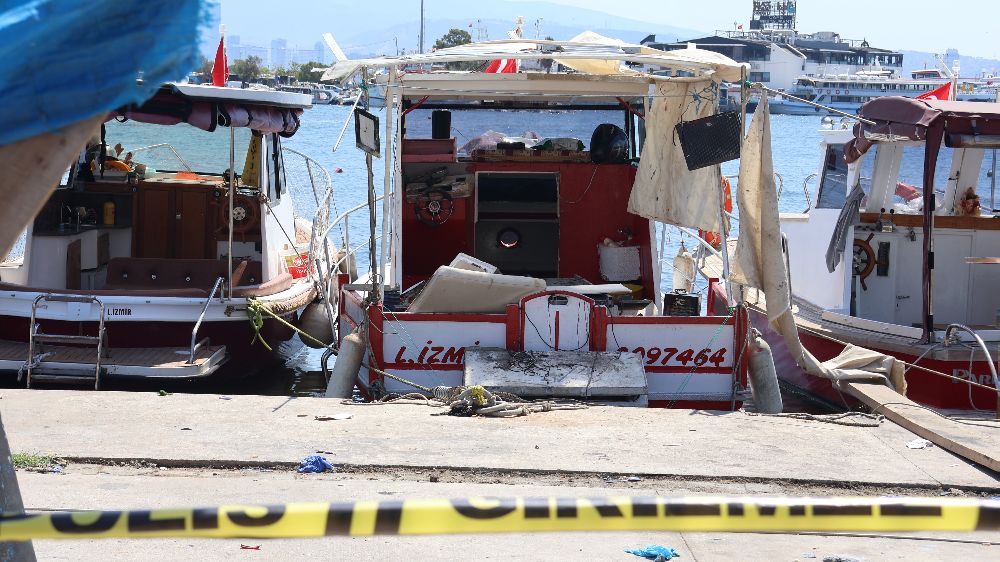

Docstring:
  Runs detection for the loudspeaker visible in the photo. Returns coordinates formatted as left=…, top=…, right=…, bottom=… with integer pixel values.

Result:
left=431, top=110, right=451, bottom=140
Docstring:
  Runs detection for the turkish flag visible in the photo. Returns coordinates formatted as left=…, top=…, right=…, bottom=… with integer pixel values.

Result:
left=212, top=36, right=228, bottom=87
left=485, top=59, right=517, bottom=73
left=916, top=82, right=951, bottom=101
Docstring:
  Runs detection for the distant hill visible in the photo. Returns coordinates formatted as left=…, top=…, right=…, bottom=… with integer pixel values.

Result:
left=900, top=50, right=1000, bottom=78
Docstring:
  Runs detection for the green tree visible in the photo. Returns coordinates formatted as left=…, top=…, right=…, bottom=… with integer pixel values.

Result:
left=433, top=28, right=471, bottom=50
left=195, top=56, right=213, bottom=82
left=433, top=28, right=474, bottom=70
left=292, top=61, right=325, bottom=82
left=230, top=55, right=263, bottom=83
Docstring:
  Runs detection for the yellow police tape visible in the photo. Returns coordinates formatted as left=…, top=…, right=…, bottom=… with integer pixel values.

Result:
left=1, top=496, right=998, bottom=540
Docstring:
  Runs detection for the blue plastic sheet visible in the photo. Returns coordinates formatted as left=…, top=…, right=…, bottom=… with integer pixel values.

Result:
left=297, top=455, right=335, bottom=474
left=0, top=0, right=216, bottom=145
left=625, top=544, right=680, bottom=560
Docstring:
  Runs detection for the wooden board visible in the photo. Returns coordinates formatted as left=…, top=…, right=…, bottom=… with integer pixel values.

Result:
left=843, top=380, right=1000, bottom=472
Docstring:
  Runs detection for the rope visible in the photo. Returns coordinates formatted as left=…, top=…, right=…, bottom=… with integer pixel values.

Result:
left=246, top=297, right=333, bottom=351
left=743, top=410, right=884, bottom=428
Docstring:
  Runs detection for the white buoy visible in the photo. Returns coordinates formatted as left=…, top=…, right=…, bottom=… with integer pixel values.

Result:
left=672, top=241, right=696, bottom=293
left=326, top=330, right=365, bottom=398
left=747, top=332, right=783, bottom=414
left=297, top=301, right=336, bottom=349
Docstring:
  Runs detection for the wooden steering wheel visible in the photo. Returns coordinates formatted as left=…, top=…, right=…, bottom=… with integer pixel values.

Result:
left=852, top=234, right=876, bottom=290
left=217, top=194, right=260, bottom=234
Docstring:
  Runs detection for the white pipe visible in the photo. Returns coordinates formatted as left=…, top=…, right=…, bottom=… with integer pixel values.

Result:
left=377, top=68, right=396, bottom=300
left=227, top=126, right=235, bottom=300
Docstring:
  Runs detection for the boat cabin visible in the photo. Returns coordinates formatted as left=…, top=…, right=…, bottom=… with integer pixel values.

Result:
left=0, top=84, right=319, bottom=386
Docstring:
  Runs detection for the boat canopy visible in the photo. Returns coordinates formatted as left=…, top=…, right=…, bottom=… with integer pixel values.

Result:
left=320, top=35, right=747, bottom=83
left=112, top=84, right=311, bottom=137
left=845, top=97, right=1000, bottom=162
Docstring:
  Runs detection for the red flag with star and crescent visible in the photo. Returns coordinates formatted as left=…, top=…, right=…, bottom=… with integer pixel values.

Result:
left=916, top=82, right=951, bottom=101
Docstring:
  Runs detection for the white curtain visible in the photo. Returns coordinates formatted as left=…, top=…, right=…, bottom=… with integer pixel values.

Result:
left=628, top=78, right=722, bottom=233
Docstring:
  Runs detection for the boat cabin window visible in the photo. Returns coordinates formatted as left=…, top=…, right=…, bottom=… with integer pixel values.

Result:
left=103, top=120, right=254, bottom=180
left=816, top=143, right=872, bottom=209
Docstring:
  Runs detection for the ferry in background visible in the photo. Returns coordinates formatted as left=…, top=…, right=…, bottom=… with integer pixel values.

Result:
left=769, top=69, right=998, bottom=115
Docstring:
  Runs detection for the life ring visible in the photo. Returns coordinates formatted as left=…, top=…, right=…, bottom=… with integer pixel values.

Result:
left=852, top=234, right=876, bottom=290
left=104, top=159, right=131, bottom=172
left=845, top=90, right=850, bottom=95
left=698, top=176, right=733, bottom=249
left=217, top=194, right=260, bottom=234
left=835, top=90, right=840, bottom=95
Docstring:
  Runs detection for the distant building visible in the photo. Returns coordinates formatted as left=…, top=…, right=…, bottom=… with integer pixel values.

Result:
left=642, top=0, right=903, bottom=91
left=270, top=38, right=288, bottom=70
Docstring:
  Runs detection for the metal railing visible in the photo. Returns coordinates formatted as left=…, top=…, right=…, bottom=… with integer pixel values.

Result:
left=189, top=277, right=225, bottom=364
left=129, top=143, right=194, bottom=172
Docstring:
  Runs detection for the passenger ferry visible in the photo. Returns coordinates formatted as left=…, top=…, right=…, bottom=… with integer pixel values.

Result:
left=770, top=70, right=996, bottom=115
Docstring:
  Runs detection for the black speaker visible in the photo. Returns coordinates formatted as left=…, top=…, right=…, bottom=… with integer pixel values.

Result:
left=674, top=111, right=742, bottom=171
left=431, top=110, right=451, bottom=139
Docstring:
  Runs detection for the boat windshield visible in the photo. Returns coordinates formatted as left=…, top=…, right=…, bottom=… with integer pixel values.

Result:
left=816, top=143, right=874, bottom=209
left=103, top=120, right=253, bottom=177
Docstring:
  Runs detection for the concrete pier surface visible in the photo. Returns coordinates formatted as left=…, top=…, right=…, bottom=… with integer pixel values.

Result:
left=3, top=389, right=999, bottom=560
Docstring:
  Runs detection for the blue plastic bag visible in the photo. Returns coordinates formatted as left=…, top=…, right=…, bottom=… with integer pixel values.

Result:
left=297, top=455, right=335, bottom=473
left=625, top=544, right=680, bottom=560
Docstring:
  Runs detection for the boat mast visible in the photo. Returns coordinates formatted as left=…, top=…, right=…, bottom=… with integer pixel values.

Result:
left=419, top=0, right=425, bottom=54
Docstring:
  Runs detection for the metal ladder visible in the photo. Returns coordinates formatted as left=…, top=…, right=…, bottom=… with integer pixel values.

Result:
left=24, top=294, right=107, bottom=390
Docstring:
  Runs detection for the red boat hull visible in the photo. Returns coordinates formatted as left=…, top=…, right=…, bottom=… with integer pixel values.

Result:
left=725, top=292, right=998, bottom=411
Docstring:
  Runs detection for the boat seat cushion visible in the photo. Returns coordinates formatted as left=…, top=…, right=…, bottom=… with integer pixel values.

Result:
left=104, top=258, right=264, bottom=291
left=407, top=266, right=546, bottom=313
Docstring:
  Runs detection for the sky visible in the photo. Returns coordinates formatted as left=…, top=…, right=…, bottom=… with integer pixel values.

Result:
left=511, top=0, right=998, bottom=58
left=216, top=0, right=998, bottom=60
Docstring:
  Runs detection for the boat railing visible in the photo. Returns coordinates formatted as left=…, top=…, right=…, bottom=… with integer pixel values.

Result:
left=188, top=276, right=225, bottom=364
left=943, top=324, right=1000, bottom=394
left=321, top=194, right=386, bottom=305
left=129, top=143, right=194, bottom=172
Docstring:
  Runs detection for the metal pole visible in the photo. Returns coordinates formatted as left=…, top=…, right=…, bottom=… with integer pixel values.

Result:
left=991, top=149, right=996, bottom=214
left=0, top=414, right=37, bottom=561
left=419, top=0, right=425, bottom=54
left=751, top=82, right=876, bottom=125
left=363, top=67, right=378, bottom=299
left=227, top=125, right=235, bottom=300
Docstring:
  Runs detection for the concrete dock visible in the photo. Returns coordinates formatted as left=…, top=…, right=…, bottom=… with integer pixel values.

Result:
left=3, top=389, right=999, bottom=560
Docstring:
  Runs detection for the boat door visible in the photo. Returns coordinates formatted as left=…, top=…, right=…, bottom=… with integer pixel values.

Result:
left=520, top=291, right=593, bottom=352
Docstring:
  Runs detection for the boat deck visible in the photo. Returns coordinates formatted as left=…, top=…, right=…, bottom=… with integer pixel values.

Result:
left=0, top=339, right=227, bottom=378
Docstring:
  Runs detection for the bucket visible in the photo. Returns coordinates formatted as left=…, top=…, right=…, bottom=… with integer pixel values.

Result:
left=282, top=246, right=311, bottom=279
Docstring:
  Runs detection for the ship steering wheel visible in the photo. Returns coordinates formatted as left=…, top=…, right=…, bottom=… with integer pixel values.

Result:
left=413, top=189, right=454, bottom=227
left=852, top=234, right=876, bottom=290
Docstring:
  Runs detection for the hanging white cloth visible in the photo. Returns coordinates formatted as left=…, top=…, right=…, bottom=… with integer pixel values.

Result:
left=627, top=78, right=723, bottom=233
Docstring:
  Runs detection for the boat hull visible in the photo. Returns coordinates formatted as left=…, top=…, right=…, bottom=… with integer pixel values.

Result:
left=729, top=291, right=999, bottom=411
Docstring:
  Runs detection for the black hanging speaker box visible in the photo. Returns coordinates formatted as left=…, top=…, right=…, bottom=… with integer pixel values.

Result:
left=663, top=292, right=701, bottom=316
left=674, top=111, right=742, bottom=171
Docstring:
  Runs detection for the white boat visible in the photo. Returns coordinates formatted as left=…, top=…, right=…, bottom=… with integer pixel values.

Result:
left=769, top=70, right=996, bottom=115
left=320, top=37, right=758, bottom=407
left=701, top=97, right=1000, bottom=411
left=0, top=83, right=339, bottom=387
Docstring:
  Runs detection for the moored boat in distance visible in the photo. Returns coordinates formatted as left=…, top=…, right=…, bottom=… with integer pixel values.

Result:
left=0, top=83, right=340, bottom=387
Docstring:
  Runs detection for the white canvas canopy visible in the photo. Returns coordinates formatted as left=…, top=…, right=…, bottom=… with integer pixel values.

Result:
left=320, top=35, right=747, bottom=83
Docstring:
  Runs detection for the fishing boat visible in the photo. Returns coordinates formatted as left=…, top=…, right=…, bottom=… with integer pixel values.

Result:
left=319, top=37, right=758, bottom=408
left=769, top=70, right=996, bottom=115
left=701, top=96, right=1000, bottom=411
left=0, top=83, right=337, bottom=387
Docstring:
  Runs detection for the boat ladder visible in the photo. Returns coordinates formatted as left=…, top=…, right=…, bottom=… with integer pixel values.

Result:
left=23, top=294, right=107, bottom=390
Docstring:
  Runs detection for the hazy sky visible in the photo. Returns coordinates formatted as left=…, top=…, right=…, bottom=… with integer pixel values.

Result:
left=512, top=0, right=997, bottom=58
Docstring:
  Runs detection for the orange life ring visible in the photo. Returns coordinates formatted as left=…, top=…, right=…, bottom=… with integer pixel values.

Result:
left=699, top=176, right=733, bottom=249
left=104, top=159, right=131, bottom=172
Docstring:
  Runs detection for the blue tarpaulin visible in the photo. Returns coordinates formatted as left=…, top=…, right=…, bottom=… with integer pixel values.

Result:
left=0, top=0, right=216, bottom=146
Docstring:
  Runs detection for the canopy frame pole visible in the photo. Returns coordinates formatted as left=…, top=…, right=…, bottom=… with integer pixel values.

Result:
left=377, top=68, right=397, bottom=301
left=363, top=66, right=379, bottom=301
left=750, top=82, right=876, bottom=126
left=227, top=125, right=235, bottom=300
